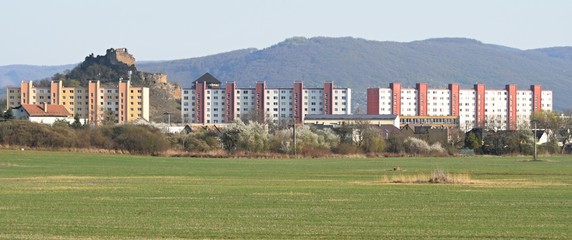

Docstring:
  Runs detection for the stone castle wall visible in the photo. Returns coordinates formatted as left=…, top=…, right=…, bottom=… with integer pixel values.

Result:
left=106, top=48, right=135, bottom=66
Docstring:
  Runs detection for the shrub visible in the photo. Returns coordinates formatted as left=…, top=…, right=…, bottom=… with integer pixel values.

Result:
left=223, top=120, right=269, bottom=153
left=404, top=137, right=445, bottom=155
left=386, top=133, right=405, bottom=153
left=0, top=121, right=78, bottom=149
left=268, top=126, right=340, bottom=154
left=331, top=143, right=360, bottom=155
left=300, top=145, right=331, bottom=157
left=110, top=125, right=170, bottom=155
left=183, top=129, right=220, bottom=152
left=381, top=169, right=471, bottom=184
left=268, top=129, right=292, bottom=153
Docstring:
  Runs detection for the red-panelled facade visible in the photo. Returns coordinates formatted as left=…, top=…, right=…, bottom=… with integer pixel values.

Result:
left=20, top=81, right=31, bottom=104
left=416, top=83, right=428, bottom=116
left=181, top=74, right=352, bottom=125
left=50, top=81, right=61, bottom=105
left=363, top=82, right=552, bottom=130
left=88, top=81, right=100, bottom=125
left=293, top=82, right=304, bottom=124
left=448, top=83, right=460, bottom=116
left=225, top=82, right=236, bottom=123
left=323, top=82, right=334, bottom=114
left=531, top=85, right=542, bottom=112
left=366, top=88, right=380, bottom=114
left=390, top=83, right=401, bottom=116
left=255, top=82, right=266, bottom=123
left=506, top=84, right=517, bottom=130
left=118, top=81, right=129, bottom=124
left=195, top=82, right=206, bottom=124
left=474, top=84, right=486, bottom=127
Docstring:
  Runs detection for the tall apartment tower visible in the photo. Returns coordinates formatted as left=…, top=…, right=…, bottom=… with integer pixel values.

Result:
left=181, top=73, right=352, bottom=124
left=6, top=80, right=149, bottom=125
left=367, top=83, right=552, bottom=130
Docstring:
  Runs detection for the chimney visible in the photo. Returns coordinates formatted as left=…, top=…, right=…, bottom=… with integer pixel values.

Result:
left=43, top=102, right=48, bottom=112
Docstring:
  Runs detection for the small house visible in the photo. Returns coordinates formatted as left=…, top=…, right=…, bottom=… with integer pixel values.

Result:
left=12, top=104, right=72, bottom=125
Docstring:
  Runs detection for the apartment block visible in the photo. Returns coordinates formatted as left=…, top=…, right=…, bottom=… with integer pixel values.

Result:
left=367, top=83, right=552, bottom=130
left=181, top=73, right=351, bottom=124
left=6, top=80, right=149, bottom=125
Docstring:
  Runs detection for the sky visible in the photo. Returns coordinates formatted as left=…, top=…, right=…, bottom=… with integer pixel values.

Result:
left=1, top=0, right=571, bottom=66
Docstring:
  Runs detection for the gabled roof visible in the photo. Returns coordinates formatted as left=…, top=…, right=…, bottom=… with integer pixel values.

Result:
left=194, top=72, right=221, bottom=85
left=535, top=129, right=548, bottom=140
left=17, top=104, right=71, bottom=117
left=374, top=124, right=402, bottom=135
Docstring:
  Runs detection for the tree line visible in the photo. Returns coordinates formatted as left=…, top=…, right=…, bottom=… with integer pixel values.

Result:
left=1, top=110, right=570, bottom=157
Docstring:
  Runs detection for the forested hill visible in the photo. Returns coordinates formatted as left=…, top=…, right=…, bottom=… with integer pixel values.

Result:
left=2, top=37, right=572, bottom=110
left=137, top=37, right=572, bottom=111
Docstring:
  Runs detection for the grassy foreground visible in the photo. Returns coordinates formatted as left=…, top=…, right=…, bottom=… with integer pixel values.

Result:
left=0, top=150, right=571, bottom=239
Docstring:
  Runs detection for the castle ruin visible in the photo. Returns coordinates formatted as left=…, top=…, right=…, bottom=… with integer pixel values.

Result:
left=106, top=48, right=136, bottom=66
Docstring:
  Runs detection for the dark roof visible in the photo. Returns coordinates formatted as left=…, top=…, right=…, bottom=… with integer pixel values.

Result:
left=535, top=130, right=547, bottom=140
left=305, top=114, right=398, bottom=120
left=194, top=73, right=221, bottom=84
left=414, top=126, right=432, bottom=134
left=374, top=124, right=402, bottom=135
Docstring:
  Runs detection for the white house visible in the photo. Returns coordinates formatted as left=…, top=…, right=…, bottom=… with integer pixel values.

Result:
left=12, top=104, right=73, bottom=124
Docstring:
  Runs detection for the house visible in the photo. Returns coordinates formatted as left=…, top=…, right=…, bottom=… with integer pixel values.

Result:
left=401, top=124, right=451, bottom=145
left=534, top=129, right=550, bottom=145
left=372, top=124, right=403, bottom=139
left=12, top=104, right=72, bottom=124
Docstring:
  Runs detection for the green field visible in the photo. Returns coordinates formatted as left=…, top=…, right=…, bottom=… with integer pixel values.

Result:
left=0, top=150, right=571, bottom=239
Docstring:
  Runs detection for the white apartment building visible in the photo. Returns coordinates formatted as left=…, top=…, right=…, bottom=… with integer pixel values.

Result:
left=181, top=73, right=352, bottom=124
left=368, top=83, right=552, bottom=130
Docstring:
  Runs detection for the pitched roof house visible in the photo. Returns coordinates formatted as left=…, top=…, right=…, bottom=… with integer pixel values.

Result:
left=12, top=104, right=73, bottom=124
left=192, top=72, right=222, bottom=89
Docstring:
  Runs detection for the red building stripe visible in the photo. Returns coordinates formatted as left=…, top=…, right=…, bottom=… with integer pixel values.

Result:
left=255, top=82, right=266, bottom=122
left=506, top=84, right=517, bottom=130
left=474, top=84, right=486, bottom=128
left=118, top=81, right=129, bottom=124
left=390, top=83, right=401, bottom=116
left=50, top=81, right=60, bottom=105
left=195, top=82, right=206, bottom=124
left=366, top=88, right=380, bottom=115
left=225, top=82, right=236, bottom=123
left=448, top=83, right=460, bottom=116
left=416, top=83, right=428, bottom=116
left=293, top=82, right=304, bottom=124
left=531, top=85, right=542, bottom=112
left=323, top=82, right=334, bottom=115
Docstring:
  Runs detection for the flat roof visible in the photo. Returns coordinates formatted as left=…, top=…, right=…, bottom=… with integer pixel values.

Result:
left=305, top=114, right=398, bottom=120
left=399, top=115, right=459, bottom=119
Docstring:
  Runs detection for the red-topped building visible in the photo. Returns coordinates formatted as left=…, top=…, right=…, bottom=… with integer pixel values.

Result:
left=367, top=83, right=552, bottom=130
left=181, top=73, right=352, bottom=124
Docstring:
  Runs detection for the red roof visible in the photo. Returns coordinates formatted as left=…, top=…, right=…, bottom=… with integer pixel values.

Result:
left=18, top=104, right=71, bottom=117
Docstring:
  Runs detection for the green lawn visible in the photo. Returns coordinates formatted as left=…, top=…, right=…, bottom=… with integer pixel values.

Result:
left=0, top=150, right=571, bottom=239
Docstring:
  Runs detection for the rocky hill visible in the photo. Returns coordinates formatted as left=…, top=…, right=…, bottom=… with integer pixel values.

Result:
left=24, top=48, right=181, bottom=123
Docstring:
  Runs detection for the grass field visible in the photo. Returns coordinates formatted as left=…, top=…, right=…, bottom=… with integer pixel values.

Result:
left=0, top=150, right=571, bottom=239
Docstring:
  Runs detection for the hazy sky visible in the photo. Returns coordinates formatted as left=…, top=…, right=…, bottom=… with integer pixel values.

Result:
left=1, top=0, right=570, bottom=66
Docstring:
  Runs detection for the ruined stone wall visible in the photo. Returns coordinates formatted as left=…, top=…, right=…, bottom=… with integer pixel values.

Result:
left=106, top=48, right=135, bottom=66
